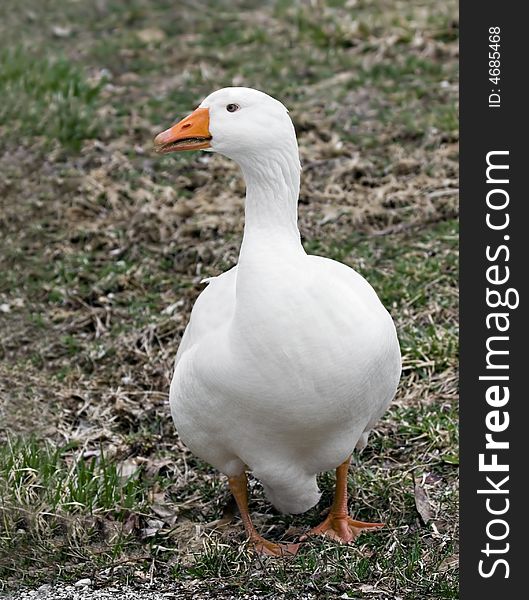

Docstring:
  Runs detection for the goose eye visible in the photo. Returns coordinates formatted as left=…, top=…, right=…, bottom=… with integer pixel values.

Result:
left=226, top=103, right=240, bottom=113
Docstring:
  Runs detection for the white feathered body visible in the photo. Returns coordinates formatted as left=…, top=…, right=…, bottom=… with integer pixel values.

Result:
left=170, top=250, right=401, bottom=514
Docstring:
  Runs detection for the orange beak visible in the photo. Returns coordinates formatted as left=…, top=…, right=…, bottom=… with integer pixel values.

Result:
left=154, top=107, right=212, bottom=154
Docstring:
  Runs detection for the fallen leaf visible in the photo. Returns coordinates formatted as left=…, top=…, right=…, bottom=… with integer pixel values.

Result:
left=151, top=503, right=178, bottom=526
left=438, top=554, right=459, bottom=572
left=414, top=483, right=432, bottom=524
left=117, top=458, right=140, bottom=479
left=136, top=28, right=166, bottom=44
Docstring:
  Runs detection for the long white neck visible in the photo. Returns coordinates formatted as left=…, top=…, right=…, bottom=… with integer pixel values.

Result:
left=237, top=145, right=305, bottom=264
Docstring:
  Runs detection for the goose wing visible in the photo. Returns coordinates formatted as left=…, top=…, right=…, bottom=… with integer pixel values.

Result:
left=175, top=266, right=238, bottom=367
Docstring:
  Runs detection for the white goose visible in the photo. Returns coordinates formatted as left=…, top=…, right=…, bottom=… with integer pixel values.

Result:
left=154, top=87, right=401, bottom=556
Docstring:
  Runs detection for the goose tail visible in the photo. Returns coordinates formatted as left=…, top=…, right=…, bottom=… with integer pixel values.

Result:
left=260, top=472, right=321, bottom=515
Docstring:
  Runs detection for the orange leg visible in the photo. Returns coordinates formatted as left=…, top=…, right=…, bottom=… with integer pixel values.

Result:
left=228, top=472, right=300, bottom=556
left=300, top=456, right=384, bottom=543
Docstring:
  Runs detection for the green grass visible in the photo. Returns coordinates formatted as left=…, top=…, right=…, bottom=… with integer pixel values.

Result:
left=0, top=47, right=103, bottom=149
left=0, top=438, right=148, bottom=583
left=0, top=438, right=145, bottom=514
left=188, top=539, right=450, bottom=597
left=0, top=404, right=458, bottom=596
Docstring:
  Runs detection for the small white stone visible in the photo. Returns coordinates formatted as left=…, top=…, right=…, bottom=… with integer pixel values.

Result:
left=74, top=578, right=92, bottom=587
left=51, top=25, right=72, bottom=38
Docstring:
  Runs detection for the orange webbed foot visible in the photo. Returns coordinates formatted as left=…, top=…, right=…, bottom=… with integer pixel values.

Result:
left=228, top=472, right=301, bottom=557
left=249, top=535, right=300, bottom=556
left=300, top=513, right=384, bottom=543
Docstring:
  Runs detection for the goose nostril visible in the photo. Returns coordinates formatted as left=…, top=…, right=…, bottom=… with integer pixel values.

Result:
left=182, top=122, right=192, bottom=129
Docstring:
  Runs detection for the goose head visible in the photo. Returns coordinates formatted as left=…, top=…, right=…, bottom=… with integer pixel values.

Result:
left=154, top=87, right=298, bottom=165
